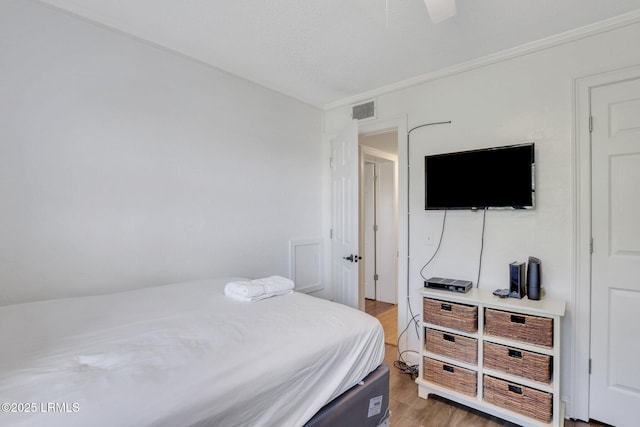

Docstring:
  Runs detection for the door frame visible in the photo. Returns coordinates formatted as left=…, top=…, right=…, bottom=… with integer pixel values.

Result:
left=573, top=64, right=640, bottom=421
left=359, top=145, right=398, bottom=304
left=358, top=116, right=408, bottom=343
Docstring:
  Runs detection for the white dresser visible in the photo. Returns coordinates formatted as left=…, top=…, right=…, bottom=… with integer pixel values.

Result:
left=417, top=287, right=566, bottom=427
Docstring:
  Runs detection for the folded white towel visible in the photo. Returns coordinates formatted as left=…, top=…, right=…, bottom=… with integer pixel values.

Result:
left=224, top=276, right=295, bottom=302
left=251, top=276, right=295, bottom=294
left=225, top=289, right=293, bottom=303
left=224, top=281, right=264, bottom=298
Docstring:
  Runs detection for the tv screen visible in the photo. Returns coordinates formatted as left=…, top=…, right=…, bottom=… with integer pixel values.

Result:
left=425, top=143, right=535, bottom=210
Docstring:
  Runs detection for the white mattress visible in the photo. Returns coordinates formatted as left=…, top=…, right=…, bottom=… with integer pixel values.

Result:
left=0, top=278, right=385, bottom=426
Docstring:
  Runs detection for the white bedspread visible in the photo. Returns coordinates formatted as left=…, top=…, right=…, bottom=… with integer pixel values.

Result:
left=0, top=278, right=385, bottom=426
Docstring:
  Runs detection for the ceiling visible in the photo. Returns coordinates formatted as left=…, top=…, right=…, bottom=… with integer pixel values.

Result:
left=38, top=0, right=640, bottom=108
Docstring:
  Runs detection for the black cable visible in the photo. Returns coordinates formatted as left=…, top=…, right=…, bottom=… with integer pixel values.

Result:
left=396, top=120, right=452, bottom=381
left=406, top=121, right=452, bottom=304
left=404, top=121, right=452, bottom=334
left=394, top=313, right=420, bottom=379
left=396, top=313, right=420, bottom=351
left=476, top=208, right=488, bottom=287
left=409, top=301, right=420, bottom=340
left=419, top=210, right=447, bottom=281
left=393, top=359, right=418, bottom=380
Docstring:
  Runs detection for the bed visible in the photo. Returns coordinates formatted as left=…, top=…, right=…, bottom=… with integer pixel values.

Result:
left=0, top=278, right=387, bottom=426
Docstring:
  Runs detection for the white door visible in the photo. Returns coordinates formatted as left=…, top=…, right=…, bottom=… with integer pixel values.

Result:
left=362, top=159, right=397, bottom=304
left=376, top=160, right=397, bottom=304
left=363, top=162, right=376, bottom=300
left=589, top=77, right=640, bottom=427
left=331, top=120, right=360, bottom=309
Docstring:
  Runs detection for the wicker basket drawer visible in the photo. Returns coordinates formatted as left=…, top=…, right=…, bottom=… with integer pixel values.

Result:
left=483, top=375, right=552, bottom=423
left=423, top=298, right=478, bottom=333
left=484, top=309, right=553, bottom=347
left=483, top=342, right=552, bottom=383
left=425, top=328, right=477, bottom=365
left=423, top=357, right=477, bottom=397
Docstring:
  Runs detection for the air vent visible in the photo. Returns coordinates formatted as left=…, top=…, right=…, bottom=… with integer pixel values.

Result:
left=352, top=99, right=376, bottom=121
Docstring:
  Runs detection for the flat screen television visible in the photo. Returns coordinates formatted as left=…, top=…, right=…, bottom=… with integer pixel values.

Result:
left=425, top=143, right=535, bottom=210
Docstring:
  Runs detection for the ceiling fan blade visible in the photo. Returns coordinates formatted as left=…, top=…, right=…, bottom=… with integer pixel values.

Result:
left=424, top=0, right=456, bottom=24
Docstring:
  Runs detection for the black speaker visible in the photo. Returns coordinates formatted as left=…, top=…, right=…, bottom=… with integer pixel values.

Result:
left=509, top=262, right=526, bottom=299
left=527, top=256, right=541, bottom=300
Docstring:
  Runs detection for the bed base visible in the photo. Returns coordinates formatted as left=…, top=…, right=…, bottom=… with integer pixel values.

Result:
left=303, top=364, right=390, bottom=427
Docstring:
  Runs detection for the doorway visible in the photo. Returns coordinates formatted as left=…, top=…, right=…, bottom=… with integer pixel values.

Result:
left=359, top=130, right=398, bottom=307
left=328, top=115, right=407, bottom=355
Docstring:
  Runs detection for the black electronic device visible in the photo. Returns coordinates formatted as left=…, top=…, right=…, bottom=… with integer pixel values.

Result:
left=493, top=289, right=510, bottom=298
left=527, top=256, right=542, bottom=300
left=425, top=143, right=535, bottom=210
left=509, top=262, right=526, bottom=299
left=424, top=277, right=472, bottom=293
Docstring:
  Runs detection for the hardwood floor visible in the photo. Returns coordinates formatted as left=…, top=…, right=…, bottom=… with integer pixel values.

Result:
left=383, top=343, right=518, bottom=427
left=365, top=298, right=395, bottom=316
left=366, top=301, right=605, bottom=427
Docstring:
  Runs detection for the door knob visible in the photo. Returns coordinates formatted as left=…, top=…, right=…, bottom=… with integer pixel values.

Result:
left=342, top=254, right=362, bottom=263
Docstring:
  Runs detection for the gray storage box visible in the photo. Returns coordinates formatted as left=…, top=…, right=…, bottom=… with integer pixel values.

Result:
left=303, top=364, right=390, bottom=427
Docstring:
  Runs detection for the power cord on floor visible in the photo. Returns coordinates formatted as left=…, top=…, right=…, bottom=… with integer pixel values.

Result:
left=393, top=359, right=418, bottom=380
left=394, top=313, right=420, bottom=380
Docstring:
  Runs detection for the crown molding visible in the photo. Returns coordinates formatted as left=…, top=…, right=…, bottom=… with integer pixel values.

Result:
left=323, top=9, right=640, bottom=111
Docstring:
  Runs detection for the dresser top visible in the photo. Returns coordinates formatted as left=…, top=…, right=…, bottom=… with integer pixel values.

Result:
left=418, top=287, right=566, bottom=317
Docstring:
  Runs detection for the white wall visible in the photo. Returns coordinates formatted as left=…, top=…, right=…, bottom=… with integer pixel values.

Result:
left=0, top=0, right=323, bottom=305
left=324, top=21, right=640, bottom=416
left=360, top=131, right=398, bottom=155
